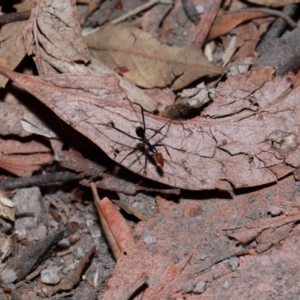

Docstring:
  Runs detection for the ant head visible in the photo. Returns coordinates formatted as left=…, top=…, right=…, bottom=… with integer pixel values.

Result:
left=136, top=126, right=145, bottom=138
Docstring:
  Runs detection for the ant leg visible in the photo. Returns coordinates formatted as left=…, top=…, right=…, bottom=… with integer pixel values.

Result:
left=117, top=144, right=142, bottom=165
left=135, top=103, right=171, bottom=142
left=148, top=120, right=172, bottom=141
left=154, top=144, right=171, bottom=160
left=105, top=122, right=142, bottom=142
left=87, top=120, right=140, bottom=141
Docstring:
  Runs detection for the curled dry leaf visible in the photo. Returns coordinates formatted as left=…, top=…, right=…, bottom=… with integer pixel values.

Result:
left=0, top=66, right=299, bottom=190
left=84, top=23, right=221, bottom=90
left=23, top=0, right=90, bottom=75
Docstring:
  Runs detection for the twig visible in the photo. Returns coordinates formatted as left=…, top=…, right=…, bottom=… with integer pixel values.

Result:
left=120, top=273, right=149, bottom=300
left=0, top=171, right=82, bottom=190
left=80, top=0, right=102, bottom=25
left=110, top=0, right=173, bottom=24
left=0, top=10, right=31, bottom=26
left=257, top=4, right=298, bottom=54
left=193, top=0, right=222, bottom=47
left=75, top=245, right=97, bottom=281
left=237, top=7, right=297, bottom=28
left=112, top=199, right=148, bottom=221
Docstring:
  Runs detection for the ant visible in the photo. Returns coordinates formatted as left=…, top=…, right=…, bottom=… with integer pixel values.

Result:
left=107, top=104, right=171, bottom=172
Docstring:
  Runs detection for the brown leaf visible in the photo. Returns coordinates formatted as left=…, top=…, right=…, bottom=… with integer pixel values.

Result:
left=0, top=102, right=31, bottom=137
left=84, top=23, right=221, bottom=90
left=102, top=195, right=237, bottom=299
left=0, top=66, right=299, bottom=190
left=58, top=150, right=106, bottom=176
left=0, top=0, right=32, bottom=87
left=228, top=213, right=300, bottom=253
left=208, top=10, right=267, bottom=41
left=231, top=18, right=274, bottom=61
left=0, top=139, right=50, bottom=155
left=20, top=0, right=159, bottom=113
left=0, top=21, right=27, bottom=87
left=91, top=186, right=135, bottom=260
left=23, top=0, right=90, bottom=75
left=0, top=153, right=53, bottom=177
left=103, top=176, right=300, bottom=299
left=246, top=0, right=300, bottom=7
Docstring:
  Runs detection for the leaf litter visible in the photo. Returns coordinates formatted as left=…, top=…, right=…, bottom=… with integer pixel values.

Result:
left=1, top=0, right=300, bottom=299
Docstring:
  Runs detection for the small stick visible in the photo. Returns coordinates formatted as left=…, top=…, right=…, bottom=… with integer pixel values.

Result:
left=193, top=0, right=222, bottom=47
left=0, top=10, right=31, bottom=26
left=120, top=273, right=149, bottom=300
left=237, top=7, right=297, bottom=28
left=110, top=0, right=173, bottom=24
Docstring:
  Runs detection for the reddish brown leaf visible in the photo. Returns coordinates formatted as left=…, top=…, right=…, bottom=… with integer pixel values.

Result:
left=208, top=10, right=267, bottom=41
left=57, top=150, right=106, bottom=176
left=0, top=153, right=52, bottom=177
left=103, top=175, right=300, bottom=299
left=0, top=139, right=50, bottom=155
left=91, top=184, right=134, bottom=260
left=0, top=66, right=299, bottom=190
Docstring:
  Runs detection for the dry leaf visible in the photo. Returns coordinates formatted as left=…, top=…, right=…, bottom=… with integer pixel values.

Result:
left=103, top=176, right=300, bottom=299
left=0, top=139, right=50, bottom=155
left=0, top=193, right=16, bottom=222
left=21, top=0, right=159, bottom=112
left=23, top=0, right=90, bottom=75
left=0, top=103, right=31, bottom=137
left=0, top=137, right=52, bottom=177
left=0, top=21, right=27, bottom=87
left=0, top=66, right=300, bottom=190
left=228, top=213, right=300, bottom=252
left=84, top=23, right=221, bottom=90
left=231, top=18, right=274, bottom=61
left=246, top=0, right=300, bottom=7
left=102, top=195, right=237, bottom=300
left=0, top=0, right=33, bottom=87
left=0, top=153, right=53, bottom=177
left=208, top=10, right=267, bottom=41
left=91, top=185, right=135, bottom=260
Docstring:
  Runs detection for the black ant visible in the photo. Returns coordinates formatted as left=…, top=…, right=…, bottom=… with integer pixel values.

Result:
left=107, top=104, right=171, bottom=172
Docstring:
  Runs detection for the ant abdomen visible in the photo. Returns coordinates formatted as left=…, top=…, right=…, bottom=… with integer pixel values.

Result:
left=155, top=153, right=164, bottom=167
